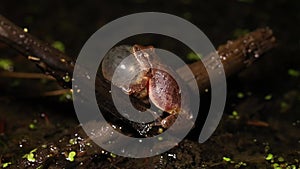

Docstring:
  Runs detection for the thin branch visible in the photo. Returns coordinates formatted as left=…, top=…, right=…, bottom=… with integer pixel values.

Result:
left=41, top=89, right=71, bottom=96
left=177, top=28, right=276, bottom=91
left=0, top=15, right=74, bottom=88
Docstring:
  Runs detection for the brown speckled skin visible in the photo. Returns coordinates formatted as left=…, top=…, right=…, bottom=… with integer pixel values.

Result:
left=148, top=68, right=181, bottom=114
left=129, top=45, right=182, bottom=128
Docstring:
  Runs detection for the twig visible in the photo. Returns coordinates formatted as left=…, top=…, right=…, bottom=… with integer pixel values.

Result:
left=41, top=89, right=71, bottom=96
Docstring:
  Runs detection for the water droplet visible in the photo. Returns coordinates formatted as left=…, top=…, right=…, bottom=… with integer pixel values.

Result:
left=120, top=64, right=126, bottom=69
left=23, top=28, right=28, bottom=32
left=167, top=153, right=177, bottom=159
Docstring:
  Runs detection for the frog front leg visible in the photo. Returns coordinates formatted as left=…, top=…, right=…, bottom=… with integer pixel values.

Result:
left=156, top=109, right=193, bottom=129
left=123, top=70, right=149, bottom=95
left=124, top=70, right=151, bottom=112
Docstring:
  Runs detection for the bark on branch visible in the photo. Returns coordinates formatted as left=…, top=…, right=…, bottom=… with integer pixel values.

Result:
left=0, top=15, right=74, bottom=88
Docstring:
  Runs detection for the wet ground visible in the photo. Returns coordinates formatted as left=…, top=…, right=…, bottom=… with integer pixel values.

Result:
left=0, top=0, right=299, bottom=168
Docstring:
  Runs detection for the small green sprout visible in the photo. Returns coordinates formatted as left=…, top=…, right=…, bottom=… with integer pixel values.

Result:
left=36, top=165, right=44, bottom=169
left=23, top=148, right=37, bottom=162
left=272, top=163, right=282, bottom=169
left=59, top=90, right=73, bottom=102
left=237, top=92, right=245, bottom=99
left=66, top=151, right=76, bottom=162
left=62, top=75, right=71, bottom=83
left=52, top=41, right=65, bottom=52
left=186, top=52, right=202, bottom=61
left=29, top=123, right=36, bottom=130
left=223, top=156, right=232, bottom=162
left=110, top=152, right=117, bottom=158
left=223, top=156, right=247, bottom=167
left=266, top=153, right=274, bottom=161
left=0, top=59, right=13, bottom=71
left=278, top=157, right=284, bottom=162
left=264, top=94, right=272, bottom=100
left=288, top=69, right=300, bottom=77
left=158, top=128, right=164, bottom=134
left=229, top=110, right=240, bottom=120
left=2, top=162, right=12, bottom=168
left=235, top=161, right=247, bottom=168
left=69, top=138, right=77, bottom=145
left=158, top=136, right=163, bottom=141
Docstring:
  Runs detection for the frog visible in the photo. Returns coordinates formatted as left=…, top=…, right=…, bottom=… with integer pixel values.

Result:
left=125, top=44, right=183, bottom=128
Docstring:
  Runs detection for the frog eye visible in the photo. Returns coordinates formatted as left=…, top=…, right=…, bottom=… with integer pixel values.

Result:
left=132, top=45, right=142, bottom=53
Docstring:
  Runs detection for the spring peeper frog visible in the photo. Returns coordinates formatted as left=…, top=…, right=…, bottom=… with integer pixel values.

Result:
left=125, top=45, right=182, bottom=128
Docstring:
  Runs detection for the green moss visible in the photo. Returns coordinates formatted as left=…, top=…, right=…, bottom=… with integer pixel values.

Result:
left=277, top=157, right=284, bottom=162
left=62, top=75, right=71, bottom=83
left=266, top=153, right=274, bottom=161
left=29, top=123, right=36, bottom=130
left=110, top=153, right=117, bottom=158
left=229, top=111, right=240, bottom=120
left=237, top=92, right=245, bottom=99
left=22, top=148, right=37, bottom=162
left=52, top=41, right=65, bottom=52
left=264, top=94, right=272, bottom=100
left=0, top=59, right=13, bottom=71
left=223, top=156, right=232, bottom=162
left=2, top=162, right=12, bottom=168
left=288, top=69, right=300, bottom=77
